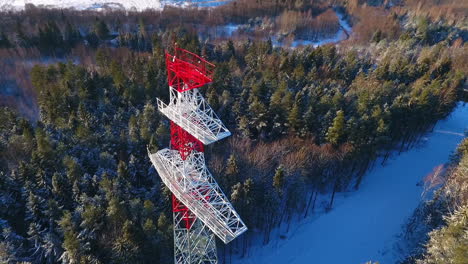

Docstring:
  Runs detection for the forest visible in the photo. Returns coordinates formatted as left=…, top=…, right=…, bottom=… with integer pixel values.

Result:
left=401, top=138, right=468, bottom=264
left=0, top=0, right=467, bottom=263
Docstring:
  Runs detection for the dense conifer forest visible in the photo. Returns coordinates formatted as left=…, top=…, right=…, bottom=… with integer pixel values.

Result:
left=0, top=0, right=466, bottom=263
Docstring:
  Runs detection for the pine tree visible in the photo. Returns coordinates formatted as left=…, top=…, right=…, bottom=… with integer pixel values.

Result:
left=52, top=172, right=69, bottom=204
left=38, top=21, right=64, bottom=55
left=144, top=59, right=159, bottom=100
left=0, top=228, right=24, bottom=263
left=110, top=60, right=126, bottom=90
left=35, top=127, right=53, bottom=160
left=64, top=21, right=81, bottom=50
left=26, top=191, right=45, bottom=223
left=248, top=95, right=268, bottom=135
left=288, top=102, right=302, bottom=133
left=96, top=47, right=110, bottom=70
left=155, top=123, right=169, bottom=147
left=27, top=222, right=46, bottom=263
left=226, top=154, right=239, bottom=181
left=207, top=87, right=220, bottom=111
left=94, top=19, right=110, bottom=40
left=326, top=110, right=346, bottom=146
left=107, top=197, right=127, bottom=231
left=63, top=156, right=81, bottom=184
left=117, top=160, right=129, bottom=182
left=0, top=32, right=11, bottom=48
left=238, top=115, right=251, bottom=138
left=273, top=165, right=285, bottom=195
left=230, top=182, right=244, bottom=208
left=157, top=213, right=170, bottom=236
left=59, top=211, right=81, bottom=264
left=418, top=205, right=468, bottom=264
left=143, top=219, right=156, bottom=235
left=81, top=203, right=104, bottom=233
left=303, top=100, right=318, bottom=135
left=128, top=115, right=139, bottom=143
left=112, top=220, right=141, bottom=264
left=142, top=200, right=155, bottom=220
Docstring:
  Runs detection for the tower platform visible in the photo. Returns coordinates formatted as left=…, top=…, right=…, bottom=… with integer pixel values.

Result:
left=149, top=148, right=247, bottom=244
left=157, top=87, right=231, bottom=145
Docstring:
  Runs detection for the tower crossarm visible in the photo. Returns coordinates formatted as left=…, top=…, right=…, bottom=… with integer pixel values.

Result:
left=149, top=149, right=248, bottom=244
left=157, top=87, right=231, bottom=145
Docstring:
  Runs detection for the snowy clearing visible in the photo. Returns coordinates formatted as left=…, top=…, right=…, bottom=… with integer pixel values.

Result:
left=214, top=10, right=352, bottom=48
left=236, top=102, right=468, bottom=264
left=0, top=0, right=231, bottom=11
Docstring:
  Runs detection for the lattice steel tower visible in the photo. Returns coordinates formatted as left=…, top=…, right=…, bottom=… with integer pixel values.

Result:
left=148, top=46, right=247, bottom=263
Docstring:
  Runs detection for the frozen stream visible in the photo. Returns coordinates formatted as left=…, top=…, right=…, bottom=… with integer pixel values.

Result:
left=236, top=102, right=468, bottom=264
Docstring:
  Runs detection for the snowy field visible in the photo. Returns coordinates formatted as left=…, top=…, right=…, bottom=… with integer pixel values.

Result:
left=0, top=0, right=230, bottom=11
left=236, top=102, right=468, bottom=264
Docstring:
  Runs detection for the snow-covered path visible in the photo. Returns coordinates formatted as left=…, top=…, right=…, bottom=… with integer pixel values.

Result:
left=237, top=102, right=468, bottom=264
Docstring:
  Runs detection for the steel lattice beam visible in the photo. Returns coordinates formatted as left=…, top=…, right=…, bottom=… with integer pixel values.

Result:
left=173, top=195, right=218, bottom=264
left=157, top=86, right=231, bottom=145
left=149, top=149, right=248, bottom=244
left=170, top=121, right=205, bottom=161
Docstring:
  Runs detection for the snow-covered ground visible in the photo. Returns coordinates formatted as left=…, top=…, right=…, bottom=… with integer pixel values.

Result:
left=0, top=0, right=231, bottom=11
left=285, top=10, right=352, bottom=48
left=218, top=10, right=352, bottom=48
left=236, top=102, right=468, bottom=264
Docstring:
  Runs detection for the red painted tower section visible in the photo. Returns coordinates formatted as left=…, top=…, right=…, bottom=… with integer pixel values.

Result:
left=166, top=46, right=214, bottom=232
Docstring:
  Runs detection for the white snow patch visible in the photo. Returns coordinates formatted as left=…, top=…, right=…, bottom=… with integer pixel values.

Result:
left=0, top=0, right=161, bottom=11
left=0, top=0, right=231, bottom=11
left=273, top=10, right=352, bottom=48
left=236, top=102, right=468, bottom=264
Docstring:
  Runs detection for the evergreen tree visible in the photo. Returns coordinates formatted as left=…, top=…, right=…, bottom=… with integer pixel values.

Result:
left=52, top=172, right=69, bottom=204
left=273, top=165, right=285, bottom=195
left=128, top=115, right=139, bottom=143
left=35, top=127, right=53, bottom=160
left=117, top=160, right=129, bottom=182
left=110, top=61, right=126, bottom=91
left=288, top=101, right=302, bottom=133
left=112, top=220, right=141, bottom=264
left=0, top=32, right=11, bottom=48
left=326, top=110, right=346, bottom=146
left=226, top=154, right=239, bottom=178
left=248, top=96, right=269, bottom=136
left=94, top=19, right=110, bottom=40
left=418, top=205, right=468, bottom=264
left=63, top=156, right=81, bottom=184
left=38, top=21, right=64, bottom=55
left=59, top=211, right=81, bottom=264
left=27, top=222, right=47, bottom=263
left=155, top=123, right=169, bottom=148
left=64, top=21, right=81, bottom=50
left=95, top=47, right=111, bottom=70
left=107, top=197, right=127, bottom=231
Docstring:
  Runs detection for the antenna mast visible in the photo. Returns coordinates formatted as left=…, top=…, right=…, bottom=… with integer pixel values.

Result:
left=149, top=45, right=247, bottom=263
